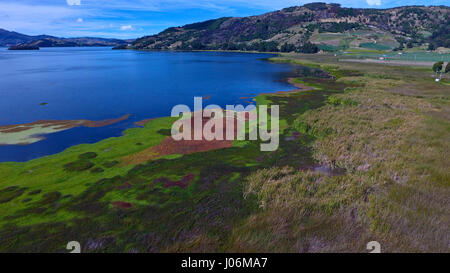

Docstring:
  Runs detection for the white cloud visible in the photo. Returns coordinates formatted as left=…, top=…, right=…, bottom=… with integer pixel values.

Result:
left=0, top=2, right=86, bottom=32
left=67, top=0, right=81, bottom=6
left=366, top=0, right=381, bottom=6
left=120, top=25, right=134, bottom=31
left=76, top=18, right=83, bottom=23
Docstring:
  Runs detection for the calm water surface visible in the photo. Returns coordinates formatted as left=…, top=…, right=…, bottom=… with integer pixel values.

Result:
left=0, top=47, right=293, bottom=162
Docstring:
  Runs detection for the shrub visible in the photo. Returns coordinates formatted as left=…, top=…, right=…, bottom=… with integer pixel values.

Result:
left=432, top=61, right=443, bottom=72
left=28, top=189, right=42, bottom=195
left=78, top=152, right=98, bottom=160
left=90, top=167, right=104, bottom=173
left=327, top=95, right=358, bottom=106
left=0, top=186, right=26, bottom=203
left=157, top=129, right=172, bottom=136
left=297, top=42, right=319, bottom=54
left=103, top=160, right=119, bottom=168
left=280, top=43, right=297, bottom=52
left=64, top=160, right=94, bottom=172
left=248, top=41, right=279, bottom=52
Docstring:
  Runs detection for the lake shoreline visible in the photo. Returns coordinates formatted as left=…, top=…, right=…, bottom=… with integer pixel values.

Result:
left=0, top=49, right=295, bottom=162
left=0, top=114, right=130, bottom=146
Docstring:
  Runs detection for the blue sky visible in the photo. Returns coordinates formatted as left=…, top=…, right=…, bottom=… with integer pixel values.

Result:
left=0, top=0, right=447, bottom=39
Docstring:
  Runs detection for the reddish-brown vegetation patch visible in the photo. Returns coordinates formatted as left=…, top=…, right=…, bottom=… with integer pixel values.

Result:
left=259, top=78, right=315, bottom=96
left=287, top=77, right=316, bottom=90
left=119, top=182, right=132, bottom=189
left=285, top=131, right=301, bottom=141
left=122, top=112, right=253, bottom=165
left=112, top=201, right=133, bottom=209
left=82, top=114, right=130, bottom=128
left=0, top=114, right=130, bottom=134
left=134, top=118, right=158, bottom=127
left=155, top=174, right=195, bottom=189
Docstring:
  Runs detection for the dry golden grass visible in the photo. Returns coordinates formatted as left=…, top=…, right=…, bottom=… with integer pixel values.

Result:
left=235, top=57, right=450, bottom=252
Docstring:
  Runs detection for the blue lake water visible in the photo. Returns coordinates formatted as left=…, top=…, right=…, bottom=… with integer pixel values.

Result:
left=0, top=47, right=294, bottom=162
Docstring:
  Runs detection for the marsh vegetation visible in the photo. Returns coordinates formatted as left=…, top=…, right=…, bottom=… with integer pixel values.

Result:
left=0, top=54, right=448, bottom=252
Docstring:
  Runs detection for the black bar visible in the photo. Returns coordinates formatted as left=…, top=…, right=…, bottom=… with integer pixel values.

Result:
left=2, top=253, right=446, bottom=272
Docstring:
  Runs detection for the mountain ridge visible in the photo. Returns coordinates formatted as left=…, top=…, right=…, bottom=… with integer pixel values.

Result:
left=0, top=28, right=56, bottom=47
left=127, top=3, right=449, bottom=53
left=0, top=28, right=131, bottom=48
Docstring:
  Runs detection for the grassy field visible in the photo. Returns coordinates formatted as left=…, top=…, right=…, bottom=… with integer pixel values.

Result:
left=0, top=53, right=448, bottom=252
left=310, top=30, right=399, bottom=52
left=338, top=50, right=450, bottom=63
left=267, top=54, right=450, bottom=252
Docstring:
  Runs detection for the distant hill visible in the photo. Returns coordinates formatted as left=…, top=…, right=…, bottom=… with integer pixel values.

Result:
left=0, top=28, right=55, bottom=46
left=11, top=37, right=129, bottom=48
left=128, top=3, right=449, bottom=53
left=0, top=28, right=131, bottom=49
